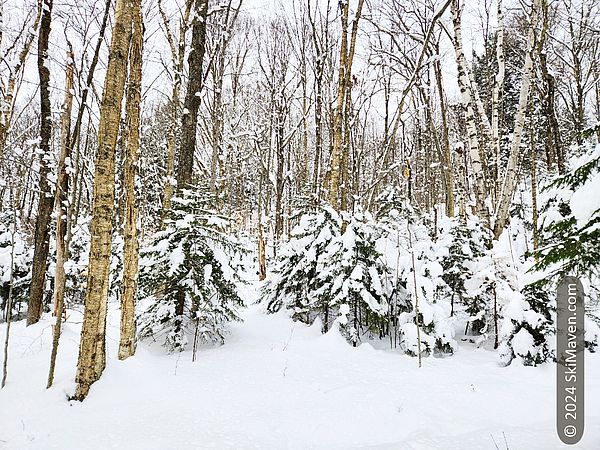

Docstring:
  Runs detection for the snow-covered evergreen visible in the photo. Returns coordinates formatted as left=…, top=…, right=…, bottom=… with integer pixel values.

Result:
left=137, top=188, right=246, bottom=352
left=0, top=213, right=32, bottom=318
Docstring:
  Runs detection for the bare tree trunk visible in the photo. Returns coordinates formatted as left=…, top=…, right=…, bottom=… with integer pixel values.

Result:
left=257, top=142, right=267, bottom=280
left=119, top=0, right=143, bottom=361
left=307, top=0, right=330, bottom=203
left=451, top=0, right=490, bottom=225
left=327, top=0, right=364, bottom=210
left=27, top=0, right=54, bottom=326
left=274, top=108, right=285, bottom=241
left=408, top=222, right=422, bottom=368
left=493, top=0, right=541, bottom=239
left=1, top=204, right=17, bottom=388
left=433, top=51, right=454, bottom=217
left=491, top=0, right=505, bottom=200
left=177, top=0, right=209, bottom=188
left=47, top=43, right=75, bottom=389
left=0, top=1, right=42, bottom=159
left=67, top=0, right=112, bottom=230
left=74, top=0, right=133, bottom=401
left=530, top=117, right=539, bottom=260
left=159, top=0, right=193, bottom=216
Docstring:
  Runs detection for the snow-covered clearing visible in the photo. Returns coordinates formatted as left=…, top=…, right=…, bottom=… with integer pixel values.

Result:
left=1, top=280, right=599, bottom=450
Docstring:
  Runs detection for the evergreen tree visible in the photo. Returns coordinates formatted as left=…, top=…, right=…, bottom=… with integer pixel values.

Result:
left=534, top=128, right=600, bottom=279
left=65, top=219, right=91, bottom=306
left=396, top=220, right=456, bottom=356
left=532, top=125, right=600, bottom=352
left=263, top=204, right=342, bottom=328
left=500, top=125, right=600, bottom=365
left=321, top=210, right=392, bottom=344
left=499, top=279, right=555, bottom=365
left=138, top=187, right=246, bottom=352
left=439, top=215, right=487, bottom=317
left=0, top=213, right=32, bottom=319
left=263, top=204, right=395, bottom=344
left=377, top=188, right=456, bottom=356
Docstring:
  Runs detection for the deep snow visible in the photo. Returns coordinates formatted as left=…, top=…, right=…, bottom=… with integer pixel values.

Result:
left=1, top=281, right=599, bottom=449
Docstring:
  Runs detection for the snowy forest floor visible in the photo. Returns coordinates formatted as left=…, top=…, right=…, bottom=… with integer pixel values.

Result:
left=1, top=279, right=599, bottom=450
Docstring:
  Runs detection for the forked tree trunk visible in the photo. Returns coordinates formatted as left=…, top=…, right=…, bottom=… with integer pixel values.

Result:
left=327, top=0, right=364, bottom=211
left=47, top=43, right=75, bottom=389
left=74, top=0, right=133, bottom=401
left=119, top=0, right=143, bottom=361
left=27, top=0, right=54, bottom=326
left=307, top=0, right=329, bottom=202
left=451, top=0, right=490, bottom=225
left=328, top=0, right=364, bottom=209
left=493, top=0, right=541, bottom=239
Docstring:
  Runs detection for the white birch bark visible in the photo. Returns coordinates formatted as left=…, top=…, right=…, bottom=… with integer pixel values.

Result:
left=491, top=0, right=505, bottom=200
left=451, top=0, right=490, bottom=224
left=493, top=0, right=541, bottom=239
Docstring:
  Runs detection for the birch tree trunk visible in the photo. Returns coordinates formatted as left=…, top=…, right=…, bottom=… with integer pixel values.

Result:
left=119, top=0, right=143, bottom=361
left=451, top=0, right=490, bottom=225
left=0, top=1, right=42, bottom=160
left=493, top=0, right=541, bottom=239
left=27, top=0, right=53, bottom=326
left=47, top=43, right=75, bottom=389
left=74, top=0, right=132, bottom=401
left=491, top=0, right=505, bottom=200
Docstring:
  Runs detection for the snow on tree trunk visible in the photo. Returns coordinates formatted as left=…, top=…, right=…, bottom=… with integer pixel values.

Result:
left=450, top=0, right=490, bottom=225
left=47, top=43, right=75, bottom=389
left=74, top=0, right=133, bottom=401
left=493, top=0, right=541, bottom=239
left=27, top=0, right=54, bottom=326
left=119, top=0, right=143, bottom=361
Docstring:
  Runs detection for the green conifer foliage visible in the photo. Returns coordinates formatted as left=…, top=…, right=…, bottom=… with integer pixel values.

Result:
left=138, top=188, right=246, bottom=352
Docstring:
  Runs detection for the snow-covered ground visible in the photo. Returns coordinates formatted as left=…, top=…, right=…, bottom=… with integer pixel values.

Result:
left=1, top=281, right=599, bottom=449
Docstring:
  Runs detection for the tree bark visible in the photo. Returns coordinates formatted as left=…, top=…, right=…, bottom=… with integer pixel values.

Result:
left=27, top=0, right=54, bottom=326
left=433, top=50, right=454, bottom=217
left=177, top=0, right=209, bottom=188
left=491, top=0, right=505, bottom=200
left=493, top=0, right=541, bottom=239
left=1, top=205, right=17, bottom=388
left=159, top=0, right=193, bottom=217
left=530, top=116, right=539, bottom=260
left=0, top=1, right=42, bottom=159
left=47, top=43, right=75, bottom=389
left=451, top=0, right=490, bottom=225
left=327, top=0, right=364, bottom=211
left=74, top=0, right=133, bottom=401
left=119, top=0, right=143, bottom=361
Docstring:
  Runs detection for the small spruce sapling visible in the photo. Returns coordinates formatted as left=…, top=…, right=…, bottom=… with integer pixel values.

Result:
left=138, top=188, right=246, bottom=352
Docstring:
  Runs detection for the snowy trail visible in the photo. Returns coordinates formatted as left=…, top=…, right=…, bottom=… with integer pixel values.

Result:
left=1, top=281, right=599, bottom=449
